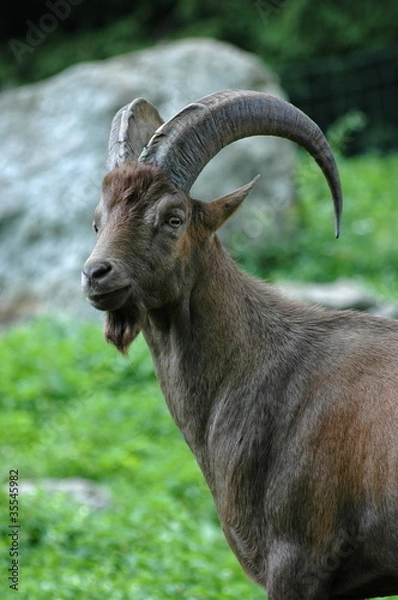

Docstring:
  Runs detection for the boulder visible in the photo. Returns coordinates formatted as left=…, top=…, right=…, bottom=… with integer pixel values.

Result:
left=14, top=478, right=111, bottom=510
left=0, top=38, right=295, bottom=322
left=279, top=279, right=376, bottom=312
left=279, top=279, right=398, bottom=318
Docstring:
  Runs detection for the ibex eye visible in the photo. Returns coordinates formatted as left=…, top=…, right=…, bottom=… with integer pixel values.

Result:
left=167, top=216, right=182, bottom=228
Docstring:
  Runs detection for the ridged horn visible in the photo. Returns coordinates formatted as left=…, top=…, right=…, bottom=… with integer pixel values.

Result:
left=139, top=89, right=343, bottom=237
left=107, top=98, right=164, bottom=171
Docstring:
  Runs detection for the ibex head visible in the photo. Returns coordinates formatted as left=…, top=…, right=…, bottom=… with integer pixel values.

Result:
left=82, top=90, right=342, bottom=353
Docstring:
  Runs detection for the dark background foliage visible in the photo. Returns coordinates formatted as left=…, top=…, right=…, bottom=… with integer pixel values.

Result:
left=1, top=0, right=398, bottom=151
left=2, top=0, right=398, bottom=63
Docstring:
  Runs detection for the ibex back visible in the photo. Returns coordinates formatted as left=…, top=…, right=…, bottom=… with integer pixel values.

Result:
left=82, top=90, right=398, bottom=599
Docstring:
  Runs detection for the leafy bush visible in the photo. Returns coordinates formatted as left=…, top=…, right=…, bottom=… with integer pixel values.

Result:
left=0, top=318, right=264, bottom=599
left=2, top=2, right=397, bottom=153
left=234, top=150, right=398, bottom=303
left=2, top=0, right=398, bottom=87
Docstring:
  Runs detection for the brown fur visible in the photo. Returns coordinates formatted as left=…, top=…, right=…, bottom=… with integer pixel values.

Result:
left=102, top=162, right=179, bottom=211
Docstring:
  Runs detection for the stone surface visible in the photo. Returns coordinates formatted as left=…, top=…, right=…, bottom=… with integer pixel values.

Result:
left=14, top=478, right=111, bottom=510
left=279, top=278, right=398, bottom=318
left=0, top=38, right=295, bottom=322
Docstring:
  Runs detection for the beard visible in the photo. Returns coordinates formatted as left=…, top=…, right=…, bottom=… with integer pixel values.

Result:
left=104, top=301, right=145, bottom=354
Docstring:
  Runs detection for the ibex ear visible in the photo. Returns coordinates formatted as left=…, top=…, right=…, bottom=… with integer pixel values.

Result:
left=203, top=175, right=260, bottom=233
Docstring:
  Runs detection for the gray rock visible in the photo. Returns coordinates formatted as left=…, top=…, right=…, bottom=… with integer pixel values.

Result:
left=280, top=279, right=376, bottom=311
left=11, top=477, right=111, bottom=510
left=369, top=302, right=398, bottom=320
left=279, top=278, right=398, bottom=317
left=0, top=38, right=294, bottom=322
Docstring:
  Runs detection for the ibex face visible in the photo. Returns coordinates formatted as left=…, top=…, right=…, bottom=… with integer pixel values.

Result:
left=82, top=159, right=259, bottom=352
left=81, top=162, right=191, bottom=348
left=83, top=163, right=189, bottom=309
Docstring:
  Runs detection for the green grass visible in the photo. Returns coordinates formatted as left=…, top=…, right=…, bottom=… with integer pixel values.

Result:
left=1, top=152, right=398, bottom=599
left=0, top=318, right=264, bottom=599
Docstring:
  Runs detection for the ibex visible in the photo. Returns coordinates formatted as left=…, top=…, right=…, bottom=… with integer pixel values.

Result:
left=82, top=90, right=398, bottom=599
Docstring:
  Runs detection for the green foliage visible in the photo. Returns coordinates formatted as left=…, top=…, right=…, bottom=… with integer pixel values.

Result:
left=3, top=17, right=148, bottom=87
left=2, top=1, right=397, bottom=152
left=234, top=151, right=398, bottom=303
left=257, top=0, right=398, bottom=63
left=0, top=318, right=264, bottom=599
left=2, top=0, right=398, bottom=87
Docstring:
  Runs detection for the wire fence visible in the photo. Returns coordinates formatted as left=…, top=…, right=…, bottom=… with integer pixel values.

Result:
left=280, top=44, right=398, bottom=154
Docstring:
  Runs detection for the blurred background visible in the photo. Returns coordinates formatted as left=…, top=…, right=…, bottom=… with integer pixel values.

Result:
left=2, top=0, right=398, bottom=152
left=1, top=2, right=398, bottom=599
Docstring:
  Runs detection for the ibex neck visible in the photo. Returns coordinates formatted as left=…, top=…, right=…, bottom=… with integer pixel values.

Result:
left=142, top=237, right=278, bottom=469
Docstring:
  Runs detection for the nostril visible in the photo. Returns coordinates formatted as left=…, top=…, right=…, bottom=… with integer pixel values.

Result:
left=83, top=261, right=113, bottom=281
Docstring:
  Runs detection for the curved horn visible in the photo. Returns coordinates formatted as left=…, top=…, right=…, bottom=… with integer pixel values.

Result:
left=139, top=89, right=343, bottom=237
left=107, top=98, right=164, bottom=170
